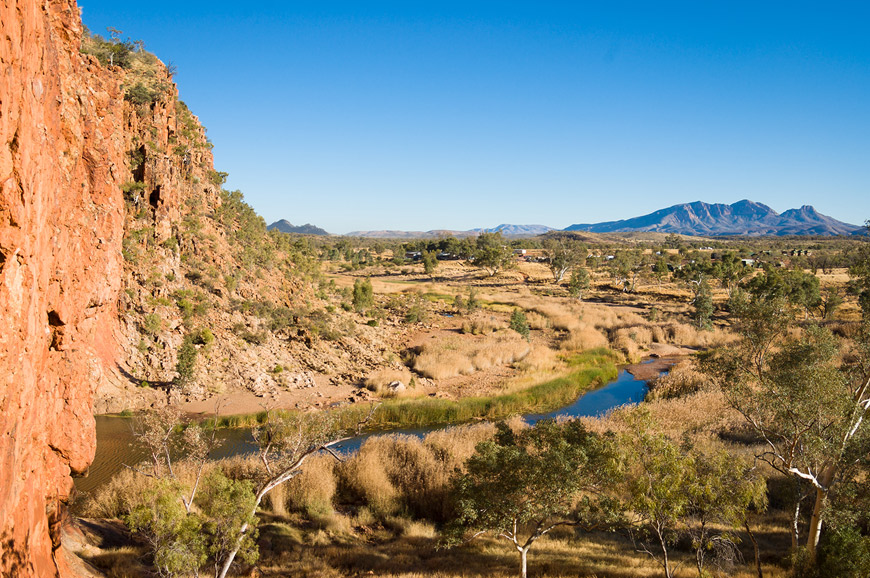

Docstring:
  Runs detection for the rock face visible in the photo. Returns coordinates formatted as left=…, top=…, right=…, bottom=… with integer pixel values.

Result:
left=0, top=1, right=126, bottom=575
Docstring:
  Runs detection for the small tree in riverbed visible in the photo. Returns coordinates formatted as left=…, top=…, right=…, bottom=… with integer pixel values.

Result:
left=509, top=309, right=530, bottom=340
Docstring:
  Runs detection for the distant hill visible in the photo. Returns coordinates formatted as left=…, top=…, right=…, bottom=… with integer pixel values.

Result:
left=473, top=224, right=554, bottom=236
left=346, top=224, right=552, bottom=239
left=267, top=220, right=330, bottom=236
left=564, top=200, right=862, bottom=237
left=344, top=229, right=472, bottom=239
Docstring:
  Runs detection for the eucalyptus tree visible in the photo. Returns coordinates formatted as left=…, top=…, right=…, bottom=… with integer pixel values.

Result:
left=446, top=420, right=617, bottom=578
left=542, top=237, right=586, bottom=283
left=213, top=408, right=373, bottom=578
left=568, top=267, right=591, bottom=300
left=705, top=320, right=870, bottom=560
left=472, top=231, right=514, bottom=276
left=616, top=412, right=767, bottom=578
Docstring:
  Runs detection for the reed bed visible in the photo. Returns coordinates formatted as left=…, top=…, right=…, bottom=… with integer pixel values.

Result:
left=358, top=349, right=618, bottom=428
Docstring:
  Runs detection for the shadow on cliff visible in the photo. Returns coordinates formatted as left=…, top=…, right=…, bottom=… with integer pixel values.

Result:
left=115, top=363, right=174, bottom=391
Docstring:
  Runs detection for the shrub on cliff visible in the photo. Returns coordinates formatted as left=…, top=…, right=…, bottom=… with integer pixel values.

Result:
left=174, top=334, right=198, bottom=385
left=124, top=82, right=161, bottom=106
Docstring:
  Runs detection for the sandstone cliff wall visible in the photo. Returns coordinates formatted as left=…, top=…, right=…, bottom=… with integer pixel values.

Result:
left=0, top=1, right=125, bottom=574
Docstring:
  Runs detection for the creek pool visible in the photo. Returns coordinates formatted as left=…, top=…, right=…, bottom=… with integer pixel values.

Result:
left=74, top=361, right=670, bottom=495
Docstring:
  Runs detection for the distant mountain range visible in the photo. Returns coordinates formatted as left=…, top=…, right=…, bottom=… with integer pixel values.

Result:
left=475, top=224, right=554, bottom=236
left=345, top=224, right=553, bottom=239
left=267, top=220, right=330, bottom=236
left=273, top=201, right=863, bottom=239
left=564, top=200, right=862, bottom=236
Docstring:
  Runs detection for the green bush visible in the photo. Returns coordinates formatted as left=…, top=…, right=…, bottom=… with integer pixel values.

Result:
left=124, top=82, right=161, bottom=106
left=175, top=335, right=198, bottom=385
left=143, top=313, right=163, bottom=335
left=352, top=278, right=374, bottom=312
left=509, top=309, right=530, bottom=340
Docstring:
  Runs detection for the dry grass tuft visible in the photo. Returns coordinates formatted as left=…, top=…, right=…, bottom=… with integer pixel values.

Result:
left=423, top=422, right=496, bottom=471
left=81, top=546, right=147, bottom=578
left=285, top=453, right=336, bottom=518
left=583, top=388, right=737, bottom=439
left=365, top=368, right=415, bottom=397
left=560, top=324, right=609, bottom=352
left=647, top=359, right=711, bottom=400
left=513, top=344, right=559, bottom=372
left=413, top=334, right=530, bottom=380
left=525, top=311, right=550, bottom=330
left=663, top=323, right=737, bottom=348
left=461, top=313, right=503, bottom=335
left=339, top=436, right=402, bottom=517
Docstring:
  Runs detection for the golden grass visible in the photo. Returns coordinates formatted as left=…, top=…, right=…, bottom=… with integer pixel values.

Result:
left=461, top=312, right=503, bottom=335
left=559, top=324, right=609, bottom=352
left=512, top=343, right=559, bottom=372
left=525, top=311, right=551, bottom=330
left=254, top=525, right=790, bottom=578
left=413, top=333, right=530, bottom=380
left=475, top=290, right=740, bottom=356
left=422, top=422, right=497, bottom=469
left=647, top=359, right=711, bottom=400
left=582, top=388, right=738, bottom=439
left=339, top=437, right=401, bottom=517
left=79, top=545, right=147, bottom=578
left=285, top=453, right=337, bottom=518
left=365, top=367, right=416, bottom=397
left=339, top=425, right=500, bottom=521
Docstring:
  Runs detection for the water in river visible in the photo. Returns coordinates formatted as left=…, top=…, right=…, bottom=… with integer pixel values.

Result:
left=74, top=364, right=664, bottom=495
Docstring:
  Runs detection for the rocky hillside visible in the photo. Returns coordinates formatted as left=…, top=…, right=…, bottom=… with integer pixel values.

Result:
left=0, top=3, right=408, bottom=573
left=88, top=39, right=406, bottom=415
left=564, top=200, right=862, bottom=236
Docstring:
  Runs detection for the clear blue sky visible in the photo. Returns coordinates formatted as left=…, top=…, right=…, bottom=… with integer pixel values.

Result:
left=79, top=1, right=870, bottom=234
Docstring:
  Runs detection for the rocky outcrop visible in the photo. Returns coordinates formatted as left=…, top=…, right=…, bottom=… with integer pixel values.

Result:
left=0, top=1, right=126, bottom=575
left=268, top=219, right=330, bottom=236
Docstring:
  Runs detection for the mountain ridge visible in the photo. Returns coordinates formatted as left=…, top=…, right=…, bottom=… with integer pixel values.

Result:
left=565, top=200, right=862, bottom=236
left=345, top=224, right=551, bottom=238
left=344, top=202, right=862, bottom=239
left=268, top=219, right=330, bottom=236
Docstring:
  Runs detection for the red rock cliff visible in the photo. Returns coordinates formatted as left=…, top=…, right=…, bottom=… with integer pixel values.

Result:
left=0, top=0, right=126, bottom=575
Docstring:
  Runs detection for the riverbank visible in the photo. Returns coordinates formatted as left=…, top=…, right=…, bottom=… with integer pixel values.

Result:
left=76, top=349, right=636, bottom=495
left=196, top=348, right=620, bottom=431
